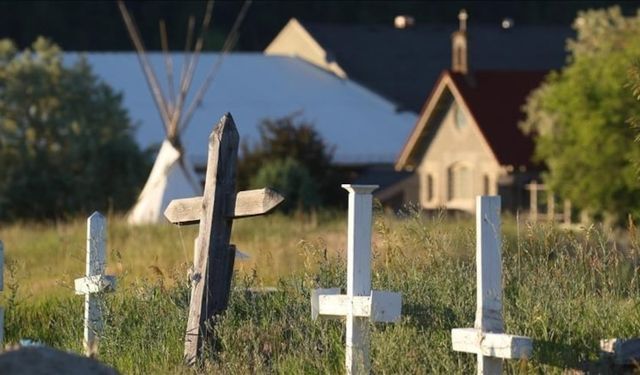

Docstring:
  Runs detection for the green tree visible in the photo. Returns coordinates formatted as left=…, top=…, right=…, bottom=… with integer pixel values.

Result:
left=251, top=158, right=319, bottom=213
left=238, top=114, right=342, bottom=207
left=0, top=37, right=149, bottom=220
left=521, top=7, right=640, bottom=222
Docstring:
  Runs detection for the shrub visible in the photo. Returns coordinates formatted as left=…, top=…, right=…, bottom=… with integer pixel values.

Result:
left=0, top=38, right=149, bottom=220
left=250, top=157, right=319, bottom=213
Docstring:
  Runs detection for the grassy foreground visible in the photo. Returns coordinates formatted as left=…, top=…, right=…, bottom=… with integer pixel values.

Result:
left=1, top=210, right=640, bottom=373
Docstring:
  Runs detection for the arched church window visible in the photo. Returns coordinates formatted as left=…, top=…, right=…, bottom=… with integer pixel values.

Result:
left=453, top=102, right=467, bottom=130
left=426, top=174, right=434, bottom=201
left=447, top=163, right=472, bottom=200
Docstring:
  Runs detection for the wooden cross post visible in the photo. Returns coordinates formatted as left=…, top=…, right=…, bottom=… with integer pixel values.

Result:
left=311, top=184, right=401, bottom=375
left=74, top=212, right=116, bottom=357
left=163, top=113, right=284, bottom=366
left=451, top=196, right=532, bottom=374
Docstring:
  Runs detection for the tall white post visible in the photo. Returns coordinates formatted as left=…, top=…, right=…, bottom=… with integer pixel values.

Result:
left=311, top=185, right=401, bottom=375
left=475, top=196, right=503, bottom=373
left=74, top=212, right=116, bottom=357
left=452, top=196, right=532, bottom=374
left=344, top=184, right=376, bottom=374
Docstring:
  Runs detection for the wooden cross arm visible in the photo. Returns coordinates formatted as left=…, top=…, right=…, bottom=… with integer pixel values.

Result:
left=311, top=289, right=402, bottom=323
left=451, top=328, right=533, bottom=359
left=74, top=275, right=117, bottom=295
left=164, top=188, right=285, bottom=225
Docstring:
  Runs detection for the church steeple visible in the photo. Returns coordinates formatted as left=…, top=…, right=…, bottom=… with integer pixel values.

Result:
left=451, top=9, right=468, bottom=74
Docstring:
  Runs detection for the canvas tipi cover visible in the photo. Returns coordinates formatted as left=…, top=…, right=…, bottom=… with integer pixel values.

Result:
left=127, top=140, right=202, bottom=224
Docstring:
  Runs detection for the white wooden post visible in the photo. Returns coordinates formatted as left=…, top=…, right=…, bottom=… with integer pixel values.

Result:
left=529, top=181, right=538, bottom=222
left=311, top=184, right=402, bottom=375
left=74, top=212, right=116, bottom=357
left=451, top=196, right=532, bottom=374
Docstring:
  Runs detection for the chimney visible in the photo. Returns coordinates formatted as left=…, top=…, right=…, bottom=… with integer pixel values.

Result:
left=451, top=9, right=468, bottom=74
left=394, top=15, right=415, bottom=29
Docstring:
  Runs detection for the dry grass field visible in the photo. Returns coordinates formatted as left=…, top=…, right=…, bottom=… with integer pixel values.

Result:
left=1, top=209, right=639, bottom=373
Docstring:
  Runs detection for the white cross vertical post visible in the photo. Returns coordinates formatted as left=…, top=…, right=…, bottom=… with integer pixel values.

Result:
left=452, top=196, right=532, bottom=374
left=74, top=212, right=116, bottom=357
left=346, top=184, right=375, bottom=373
left=311, top=184, right=402, bottom=375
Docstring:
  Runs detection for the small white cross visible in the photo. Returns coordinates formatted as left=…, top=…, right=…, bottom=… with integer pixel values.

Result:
left=74, top=212, right=116, bottom=357
left=451, top=196, right=532, bottom=374
left=312, top=184, right=401, bottom=375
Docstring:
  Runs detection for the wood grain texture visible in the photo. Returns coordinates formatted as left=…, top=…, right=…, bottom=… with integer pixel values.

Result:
left=343, top=184, right=377, bottom=375
left=84, top=212, right=108, bottom=357
left=475, top=196, right=503, bottom=375
left=164, top=188, right=284, bottom=225
left=312, top=185, right=401, bottom=375
left=452, top=196, right=533, bottom=375
left=183, top=114, right=239, bottom=366
left=74, top=275, right=117, bottom=295
left=451, top=328, right=532, bottom=359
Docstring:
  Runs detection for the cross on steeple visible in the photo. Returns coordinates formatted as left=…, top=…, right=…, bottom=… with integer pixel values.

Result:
left=459, top=9, right=468, bottom=32
left=452, top=9, right=469, bottom=74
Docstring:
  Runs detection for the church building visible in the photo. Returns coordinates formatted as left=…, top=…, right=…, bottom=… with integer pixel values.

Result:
left=391, top=10, right=547, bottom=213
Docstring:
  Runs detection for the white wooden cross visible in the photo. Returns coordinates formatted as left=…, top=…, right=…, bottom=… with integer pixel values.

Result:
left=451, top=196, right=532, bottom=374
left=311, top=184, right=402, bottom=375
left=74, top=212, right=116, bottom=357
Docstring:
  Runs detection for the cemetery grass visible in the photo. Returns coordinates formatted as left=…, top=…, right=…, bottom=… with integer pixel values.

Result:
left=1, top=210, right=640, bottom=373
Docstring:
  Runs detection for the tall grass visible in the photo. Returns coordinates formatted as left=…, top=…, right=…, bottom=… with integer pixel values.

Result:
left=1, top=209, right=639, bottom=373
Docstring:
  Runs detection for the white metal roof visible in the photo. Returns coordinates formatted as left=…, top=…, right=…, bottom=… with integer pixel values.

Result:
left=69, top=52, right=417, bottom=165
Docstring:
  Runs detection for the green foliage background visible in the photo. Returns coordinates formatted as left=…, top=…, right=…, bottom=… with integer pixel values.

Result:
left=521, top=7, right=640, bottom=223
left=0, top=38, right=149, bottom=220
left=239, top=115, right=342, bottom=210
left=251, top=158, right=319, bottom=213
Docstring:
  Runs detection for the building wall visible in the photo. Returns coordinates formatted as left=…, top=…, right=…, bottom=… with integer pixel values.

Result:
left=417, top=100, right=502, bottom=213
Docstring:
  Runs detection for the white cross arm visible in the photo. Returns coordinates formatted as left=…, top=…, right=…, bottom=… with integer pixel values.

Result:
left=74, top=275, right=117, bottom=295
left=451, top=328, right=533, bottom=359
left=312, top=289, right=402, bottom=323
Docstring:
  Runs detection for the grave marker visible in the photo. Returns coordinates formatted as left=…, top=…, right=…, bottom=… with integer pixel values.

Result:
left=164, top=113, right=284, bottom=365
left=312, top=184, right=401, bottom=375
left=451, top=196, right=532, bottom=374
left=74, top=212, right=116, bottom=357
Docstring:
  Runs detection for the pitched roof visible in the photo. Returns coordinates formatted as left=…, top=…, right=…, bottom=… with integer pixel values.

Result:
left=449, top=70, right=546, bottom=167
left=301, top=21, right=572, bottom=112
left=67, top=52, right=417, bottom=165
left=397, top=70, right=547, bottom=169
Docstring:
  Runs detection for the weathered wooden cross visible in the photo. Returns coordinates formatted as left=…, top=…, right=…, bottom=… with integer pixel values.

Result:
left=311, top=184, right=401, bottom=375
left=163, top=113, right=284, bottom=366
left=451, top=196, right=533, bottom=374
left=74, top=211, right=116, bottom=357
